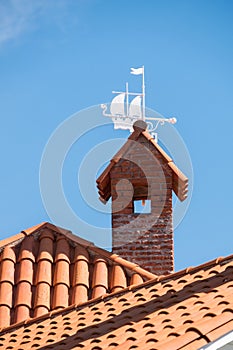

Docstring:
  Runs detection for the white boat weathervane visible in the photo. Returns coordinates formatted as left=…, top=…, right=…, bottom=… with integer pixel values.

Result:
left=101, top=66, right=177, bottom=141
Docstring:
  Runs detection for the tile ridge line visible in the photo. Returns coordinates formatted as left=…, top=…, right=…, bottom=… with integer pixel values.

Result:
left=0, top=222, right=48, bottom=249
left=45, top=224, right=158, bottom=280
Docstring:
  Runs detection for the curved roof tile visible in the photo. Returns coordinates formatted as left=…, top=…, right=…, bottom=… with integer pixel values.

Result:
left=0, top=222, right=155, bottom=329
left=0, top=247, right=233, bottom=349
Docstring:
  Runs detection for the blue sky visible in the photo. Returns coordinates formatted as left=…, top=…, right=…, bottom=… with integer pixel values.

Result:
left=0, top=0, right=233, bottom=271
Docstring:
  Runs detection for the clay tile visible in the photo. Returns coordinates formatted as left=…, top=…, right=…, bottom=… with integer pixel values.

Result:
left=207, top=319, right=233, bottom=342
left=54, top=236, right=70, bottom=263
left=18, top=236, right=35, bottom=263
left=0, top=282, right=13, bottom=307
left=132, top=266, right=156, bottom=280
left=92, top=257, right=108, bottom=298
left=22, top=222, right=47, bottom=235
left=54, top=260, right=70, bottom=287
left=130, top=273, right=144, bottom=286
left=52, top=284, right=69, bottom=309
left=184, top=337, right=208, bottom=350
left=110, top=265, right=127, bottom=292
left=109, top=253, right=119, bottom=261
left=185, top=267, right=194, bottom=273
left=36, top=259, right=52, bottom=285
left=72, top=284, right=88, bottom=305
left=15, top=281, right=32, bottom=307
left=15, top=305, right=30, bottom=323
left=0, top=305, right=10, bottom=328
left=34, top=305, right=50, bottom=318
left=34, top=283, right=50, bottom=311
left=72, top=246, right=89, bottom=288
left=0, top=256, right=15, bottom=285
left=17, top=258, right=34, bottom=284
left=37, top=232, right=54, bottom=263
left=73, top=245, right=89, bottom=263
left=158, top=330, right=201, bottom=350
left=1, top=246, right=16, bottom=263
left=39, top=229, right=55, bottom=241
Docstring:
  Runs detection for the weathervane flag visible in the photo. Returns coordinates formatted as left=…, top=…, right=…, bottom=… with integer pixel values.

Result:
left=130, top=67, right=144, bottom=75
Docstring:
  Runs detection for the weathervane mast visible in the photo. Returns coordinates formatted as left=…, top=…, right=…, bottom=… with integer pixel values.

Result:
left=101, top=66, right=176, bottom=139
left=130, top=66, right=145, bottom=120
left=142, top=65, right=145, bottom=120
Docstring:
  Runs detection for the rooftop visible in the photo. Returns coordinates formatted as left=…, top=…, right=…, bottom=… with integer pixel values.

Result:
left=0, top=233, right=232, bottom=349
left=97, top=125, right=188, bottom=203
left=0, top=222, right=155, bottom=329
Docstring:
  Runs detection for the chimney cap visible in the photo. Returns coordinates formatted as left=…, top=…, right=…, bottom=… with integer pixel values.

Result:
left=133, top=120, right=147, bottom=132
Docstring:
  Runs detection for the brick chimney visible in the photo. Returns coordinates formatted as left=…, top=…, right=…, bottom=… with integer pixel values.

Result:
left=97, top=120, right=188, bottom=275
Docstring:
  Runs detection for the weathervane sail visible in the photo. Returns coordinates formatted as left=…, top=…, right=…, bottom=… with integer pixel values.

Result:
left=101, top=66, right=176, bottom=138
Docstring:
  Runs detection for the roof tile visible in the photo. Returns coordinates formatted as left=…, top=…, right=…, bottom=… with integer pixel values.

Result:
left=18, top=235, right=36, bottom=263
left=36, top=229, right=54, bottom=263
left=92, top=258, right=108, bottom=298
left=0, top=223, right=153, bottom=330
left=0, top=306, right=11, bottom=329
left=157, top=330, right=208, bottom=350
left=34, top=282, right=51, bottom=315
left=72, top=245, right=89, bottom=305
left=0, top=247, right=15, bottom=285
left=130, top=273, right=144, bottom=286
left=0, top=250, right=232, bottom=349
left=2, top=223, right=233, bottom=349
left=110, top=264, right=127, bottom=292
left=206, top=318, right=233, bottom=342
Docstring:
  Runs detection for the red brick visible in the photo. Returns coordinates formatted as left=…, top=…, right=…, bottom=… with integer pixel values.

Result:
left=108, top=134, right=175, bottom=276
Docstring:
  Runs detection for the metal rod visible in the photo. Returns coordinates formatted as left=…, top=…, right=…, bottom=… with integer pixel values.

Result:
left=146, top=117, right=170, bottom=121
left=112, top=90, right=143, bottom=96
left=126, top=82, right=129, bottom=116
left=142, top=66, right=145, bottom=120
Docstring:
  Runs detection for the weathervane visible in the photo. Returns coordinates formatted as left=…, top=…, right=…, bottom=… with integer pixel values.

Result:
left=101, top=66, right=176, bottom=140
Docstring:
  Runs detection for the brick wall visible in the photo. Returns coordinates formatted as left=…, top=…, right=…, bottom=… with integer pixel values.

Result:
left=111, top=134, right=174, bottom=275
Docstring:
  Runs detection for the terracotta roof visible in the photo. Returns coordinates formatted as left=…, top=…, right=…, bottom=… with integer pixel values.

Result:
left=0, top=247, right=233, bottom=349
left=0, top=222, right=156, bottom=329
left=96, top=127, right=188, bottom=202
